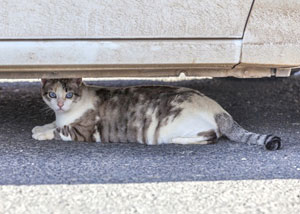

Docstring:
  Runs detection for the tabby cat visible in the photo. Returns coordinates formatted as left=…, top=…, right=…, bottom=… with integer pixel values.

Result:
left=32, top=78, right=281, bottom=150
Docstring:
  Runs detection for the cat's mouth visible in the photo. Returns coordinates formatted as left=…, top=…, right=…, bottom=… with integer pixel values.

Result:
left=56, top=108, right=65, bottom=113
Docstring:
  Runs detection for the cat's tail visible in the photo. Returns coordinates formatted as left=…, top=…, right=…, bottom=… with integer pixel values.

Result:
left=215, top=113, right=281, bottom=151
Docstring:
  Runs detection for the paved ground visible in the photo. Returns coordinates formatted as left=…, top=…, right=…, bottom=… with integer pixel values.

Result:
left=1, top=180, right=300, bottom=214
left=0, top=77, right=300, bottom=185
left=1, top=77, right=300, bottom=213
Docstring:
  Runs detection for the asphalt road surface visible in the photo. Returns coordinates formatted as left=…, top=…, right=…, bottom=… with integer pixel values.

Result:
left=0, top=77, right=300, bottom=186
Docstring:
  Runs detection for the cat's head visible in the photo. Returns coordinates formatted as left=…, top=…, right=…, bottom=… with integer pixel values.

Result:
left=41, top=78, right=83, bottom=113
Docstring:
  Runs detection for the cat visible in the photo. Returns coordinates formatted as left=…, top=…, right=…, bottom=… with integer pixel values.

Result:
left=32, top=78, right=281, bottom=150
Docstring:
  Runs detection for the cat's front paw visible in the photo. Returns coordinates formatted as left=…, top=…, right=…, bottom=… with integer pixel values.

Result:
left=32, top=126, right=44, bottom=134
left=32, top=122, right=56, bottom=134
left=32, top=129, right=55, bottom=141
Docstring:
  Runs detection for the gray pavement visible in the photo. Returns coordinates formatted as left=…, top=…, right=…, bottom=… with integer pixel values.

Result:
left=0, top=77, right=300, bottom=185
left=1, top=180, right=300, bottom=214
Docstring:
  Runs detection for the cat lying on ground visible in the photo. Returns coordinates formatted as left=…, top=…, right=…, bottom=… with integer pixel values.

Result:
left=32, top=78, right=281, bottom=150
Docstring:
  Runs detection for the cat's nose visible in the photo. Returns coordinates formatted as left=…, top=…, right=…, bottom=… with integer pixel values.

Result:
left=57, top=102, right=64, bottom=108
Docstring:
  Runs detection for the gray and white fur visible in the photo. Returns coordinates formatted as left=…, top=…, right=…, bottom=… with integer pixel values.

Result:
left=32, top=79, right=281, bottom=150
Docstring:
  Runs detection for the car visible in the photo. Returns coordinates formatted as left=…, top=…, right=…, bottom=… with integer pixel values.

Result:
left=0, top=0, right=298, bottom=79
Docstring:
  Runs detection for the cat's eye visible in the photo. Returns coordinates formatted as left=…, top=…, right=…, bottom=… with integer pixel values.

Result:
left=66, top=92, right=73, bottom=99
left=49, top=92, right=57, bottom=98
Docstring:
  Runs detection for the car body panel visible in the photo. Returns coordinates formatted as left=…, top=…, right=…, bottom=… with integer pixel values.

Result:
left=241, top=0, right=300, bottom=67
left=0, top=0, right=298, bottom=78
left=0, top=0, right=252, bottom=39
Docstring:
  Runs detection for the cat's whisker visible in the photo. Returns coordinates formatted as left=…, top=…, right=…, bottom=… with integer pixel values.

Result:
left=39, top=105, right=54, bottom=115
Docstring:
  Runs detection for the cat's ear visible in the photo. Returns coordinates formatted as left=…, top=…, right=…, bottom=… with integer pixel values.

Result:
left=41, top=79, right=48, bottom=85
left=73, top=78, right=82, bottom=86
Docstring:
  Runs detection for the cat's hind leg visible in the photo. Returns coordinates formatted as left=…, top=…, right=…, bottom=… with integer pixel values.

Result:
left=171, top=130, right=217, bottom=145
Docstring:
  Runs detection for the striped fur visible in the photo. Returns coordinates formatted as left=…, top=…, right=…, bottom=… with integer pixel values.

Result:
left=215, top=113, right=281, bottom=150
left=32, top=79, right=281, bottom=150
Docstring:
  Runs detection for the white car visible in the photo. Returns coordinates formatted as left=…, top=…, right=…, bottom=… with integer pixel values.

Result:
left=0, top=0, right=298, bottom=78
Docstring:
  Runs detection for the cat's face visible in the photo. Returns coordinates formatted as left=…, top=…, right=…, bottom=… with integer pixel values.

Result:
left=41, top=78, right=83, bottom=113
